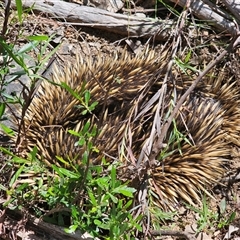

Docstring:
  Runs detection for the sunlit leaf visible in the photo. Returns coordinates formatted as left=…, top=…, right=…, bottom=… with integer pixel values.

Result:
left=9, top=164, right=25, bottom=187
left=15, top=0, right=23, bottom=24
left=27, top=35, right=49, bottom=41
left=0, top=123, right=14, bottom=136
left=84, top=91, right=90, bottom=105
left=0, top=103, right=5, bottom=118
left=112, top=186, right=136, bottom=197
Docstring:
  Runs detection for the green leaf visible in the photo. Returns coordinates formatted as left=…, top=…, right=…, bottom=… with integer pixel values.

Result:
left=16, top=183, right=28, bottom=192
left=0, top=37, right=27, bottom=70
left=17, top=41, right=39, bottom=54
left=55, top=156, right=70, bottom=166
left=219, top=198, right=226, bottom=214
left=51, top=164, right=64, bottom=177
left=68, top=129, right=80, bottom=137
left=29, top=146, right=38, bottom=160
left=1, top=92, right=20, bottom=104
left=112, top=186, right=136, bottom=197
left=27, top=35, right=49, bottom=41
left=117, top=212, right=129, bottom=222
left=53, top=166, right=79, bottom=179
left=75, top=104, right=84, bottom=110
left=94, top=220, right=109, bottom=230
left=88, top=190, right=97, bottom=206
left=92, top=146, right=99, bottom=153
left=10, top=69, right=27, bottom=77
left=184, top=50, right=192, bottom=63
left=9, top=164, right=25, bottom=187
left=77, top=137, right=85, bottom=146
left=82, top=151, right=88, bottom=164
left=96, top=177, right=109, bottom=189
left=0, top=184, right=7, bottom=191
left=110, top=166, right=116, bottom=188
left=0, top=103, right=5, bottom=119
left=94, top=219, right=102, bottom=226
left=61, top=82, right=80, bottom=101
left=37, top=178, right=43, bottom=189
left=83, top=121, right=90, bottom=135
left=228, top=212, right=236, bottom=224
left=81, top=109, right=88, bottom=115
left=3, top=198, right=15, bottom=207
left=11, top=156, right=28, bottom=164
left=84, top=91, right=90, bottom=105
left=89, top=101, right=98, bottom=111
left=65, top=224, right=78, bottom=234
left=71, top=206, right=79, bottom=219
left=108, top=193, right=118, bottom=203
left=0, top=124, right=14, bottom=136
left=15, top=0, right=23, bottom=24
left=123, top=199, right=133, bottom=209
left=38, top=38, right=59, bottom=67
left=0, top=147, right=22, bottom=159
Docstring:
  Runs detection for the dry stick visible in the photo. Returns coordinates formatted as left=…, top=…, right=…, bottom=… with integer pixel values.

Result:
left=150, top=33, right=240, bottom=163
left=0, top=200, right=94, bottom=240
left=1, top=0, right=11, bottom=37
left=0, top=0, right=15, bottom=222
left=137, top=10, right=189, bottom=168
left=141, top=8, right=191, bottom=237
left=150, top=230, right=196, bottom=240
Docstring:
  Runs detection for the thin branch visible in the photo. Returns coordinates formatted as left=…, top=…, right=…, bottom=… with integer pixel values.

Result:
left=150, top=229, right=196, bottom=240
left=1, top=0, right=11, bottom=37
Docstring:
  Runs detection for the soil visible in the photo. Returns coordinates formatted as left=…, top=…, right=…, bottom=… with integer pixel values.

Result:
left=0, top=1, right=240, bottom=240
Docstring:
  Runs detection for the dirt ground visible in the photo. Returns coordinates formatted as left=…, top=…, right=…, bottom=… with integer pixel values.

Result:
left=1, top=1, right=240, bottom=240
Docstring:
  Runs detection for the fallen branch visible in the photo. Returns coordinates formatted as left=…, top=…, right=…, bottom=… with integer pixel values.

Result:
left=9, top=0, right=240, bottom=40
left=11, top=0, right=173, bottom=41
left=150, top=229, right=196, bottom=240
left=221, top=0, right=240, bottom=23
left=170, top=0, right=239, bottom=34
left=0, top=202, right=99, bottom=240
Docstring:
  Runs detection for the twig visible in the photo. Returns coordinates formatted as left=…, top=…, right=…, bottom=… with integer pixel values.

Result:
left=150, top=229, right=196, bottom=240
left=0, top=200, right=98, bottom=240
left=1, top=0, right=11, bottom=37
left=151, top=230, right=196, bottom=240
left=10, top=0, right=173, bottom=41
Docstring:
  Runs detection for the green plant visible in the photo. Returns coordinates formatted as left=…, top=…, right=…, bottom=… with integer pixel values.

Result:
left=50, top=117, right=140, bottom=238
left=158, top=95, right=192, bottom=161
left=147, top=188, right=177, bottom=231
left=64, top=164, right=141, bottom=239
left=157, top=0, right=181, bottom=17
left=0, top=84, right=141, bottom=239
left=193, top=194, right=218, bottom=232
left=187, top=195, right=236, bottom=233
left=217, top=198, right=236, bottom=229
left=0, top=145, right=50, bottom=208
left=34, top=135, right=140, bottom=239
left=0, top=34, right=59, bottom=140
left=0, top=1, right=60, bottom=214
left=175, top=53, right=199, bottom=74
left=61, top=83, right=98, bottom=116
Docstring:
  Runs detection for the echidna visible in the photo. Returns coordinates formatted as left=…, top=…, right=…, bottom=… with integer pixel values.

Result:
left=14, top=49, right=240, bottom=210
left=16, top=49, right=168, bottom=165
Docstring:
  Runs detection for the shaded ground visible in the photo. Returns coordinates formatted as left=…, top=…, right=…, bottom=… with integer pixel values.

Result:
left=1, top=2, right=240, bottom=240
